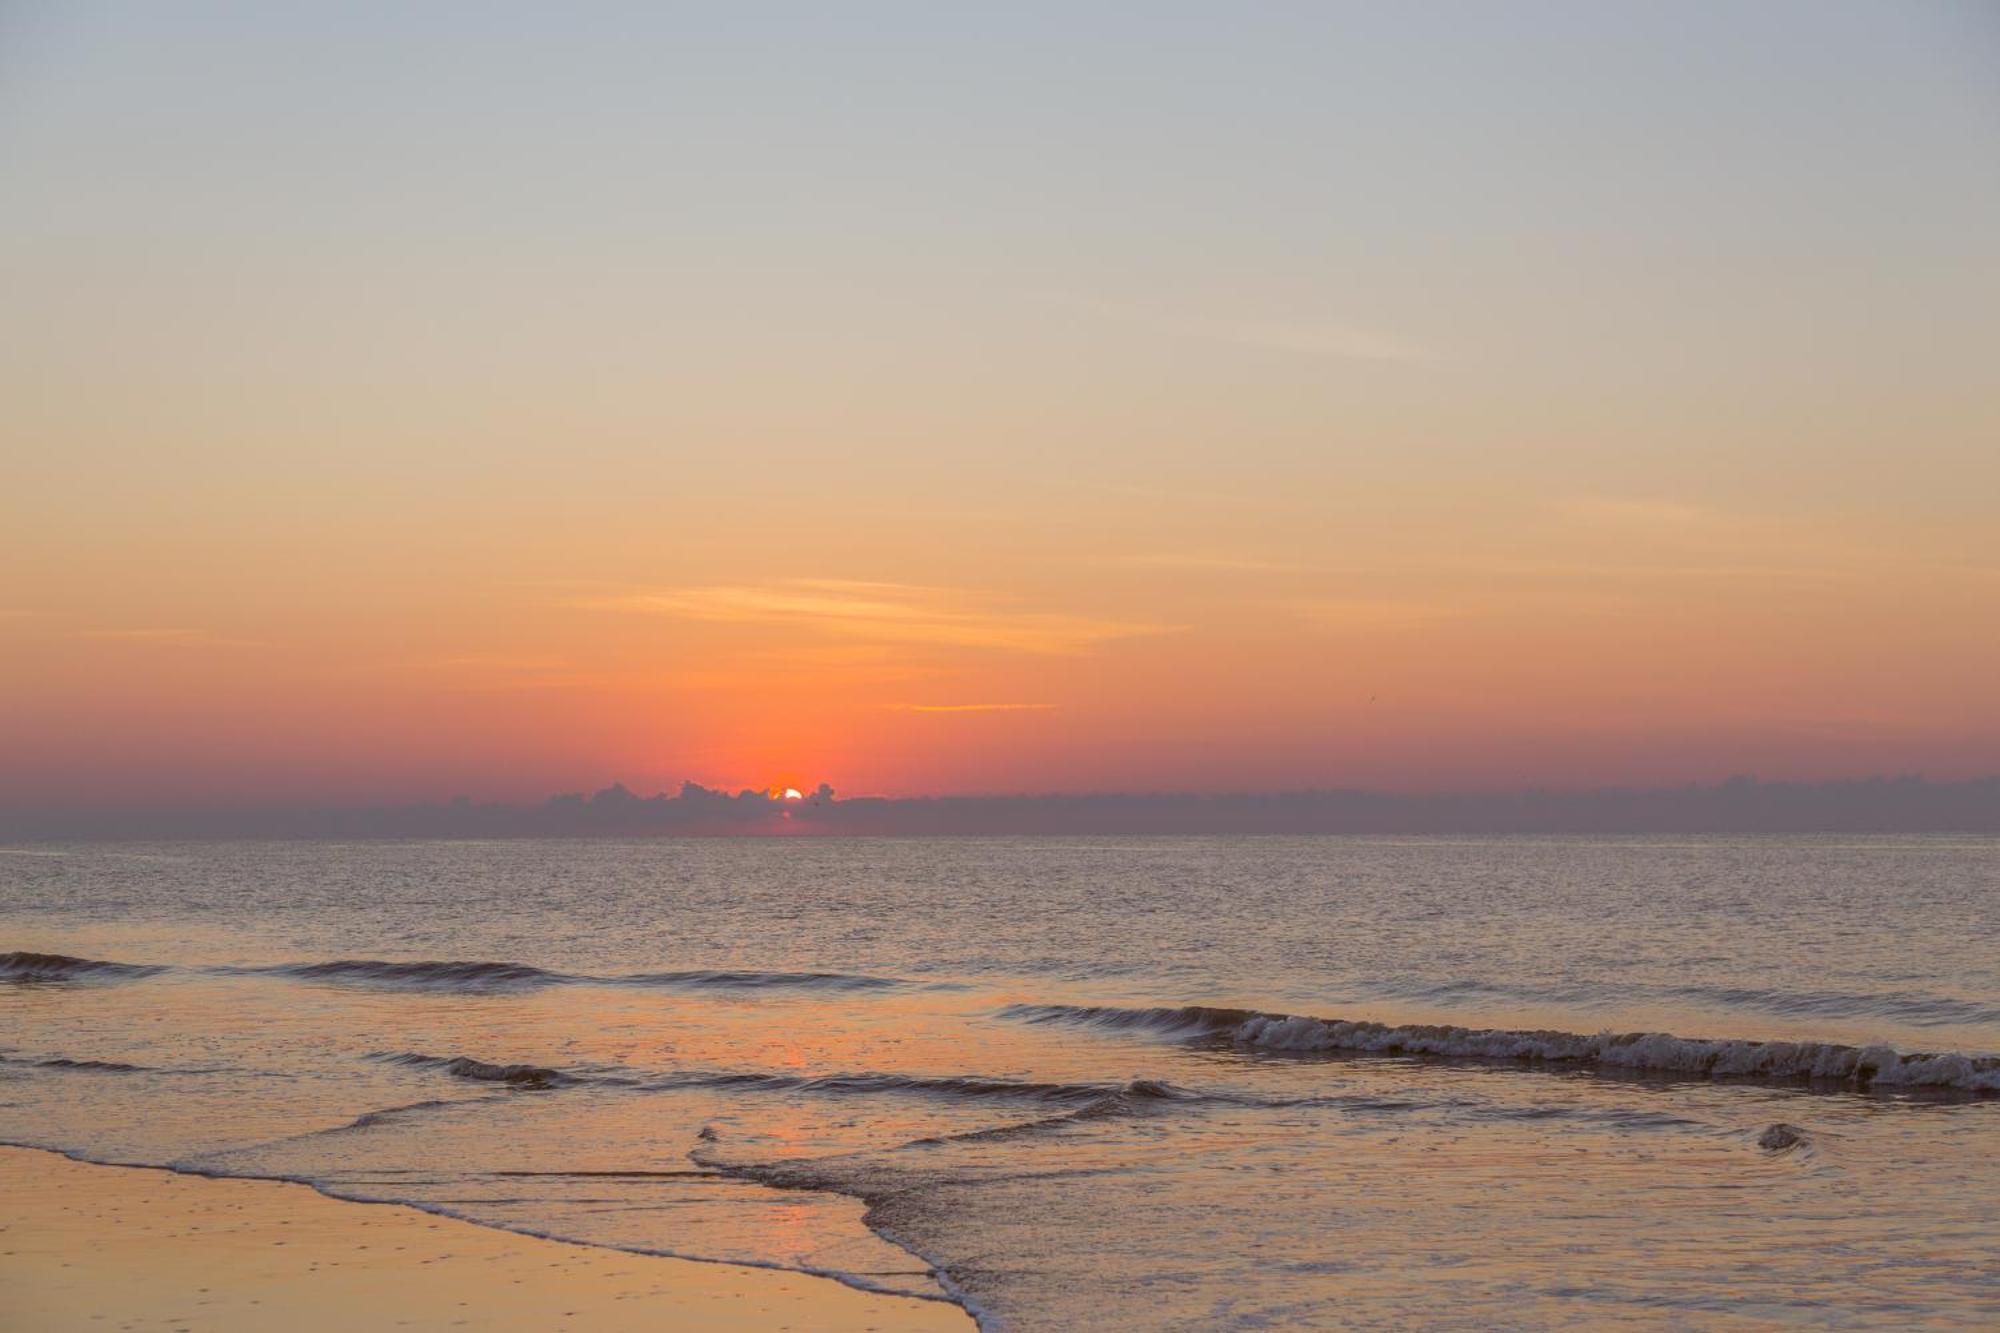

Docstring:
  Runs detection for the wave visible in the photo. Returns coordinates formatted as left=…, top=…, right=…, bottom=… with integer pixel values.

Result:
left=0, top=952, right=165, bottom=983
left=374, top=1052, right=575, bottom=1089
left=248, top=959, right=909, bottom=994
left=903, top=1079, right=1200, bottom=1148
left=3, top=949, right=912, bottom=995
left=33, top=1056, right=149, bottom=1072
left=658, top=1069, right=1199, bottom=1106
left=0, top=1053, right=150, bottom=1073
left=622, top=969, right=906, bottom=992
left=262, top=959, right=563, bottom=989
left=999, top=1002, right=2000, bottom=1094
left=372, top=1046, right=1202, bottom=1108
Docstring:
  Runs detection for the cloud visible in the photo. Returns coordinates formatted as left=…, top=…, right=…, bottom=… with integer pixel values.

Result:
left=27, top=776, right=2000, bottom=839
left=895, top=702, right=1058, bottom=714
left=586, top=579, right=1178, bottom=656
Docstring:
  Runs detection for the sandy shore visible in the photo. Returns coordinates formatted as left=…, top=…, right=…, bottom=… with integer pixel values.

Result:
left=0, top=1146, right=970, bottom=1331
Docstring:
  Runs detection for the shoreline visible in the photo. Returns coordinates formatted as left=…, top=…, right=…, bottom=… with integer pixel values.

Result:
left=0, top=1145, right=971, bottom=1331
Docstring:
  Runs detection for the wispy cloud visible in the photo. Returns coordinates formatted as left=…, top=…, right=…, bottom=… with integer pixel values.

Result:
left=586, top=579, right=1178, bottom=656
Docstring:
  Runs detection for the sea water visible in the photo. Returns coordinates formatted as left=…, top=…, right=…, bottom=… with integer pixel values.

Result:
left=3, top=836, right=1997, bottom=1327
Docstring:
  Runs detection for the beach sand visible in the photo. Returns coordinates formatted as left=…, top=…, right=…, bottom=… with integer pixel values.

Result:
left=0, top=1146, right=970, bottom=1331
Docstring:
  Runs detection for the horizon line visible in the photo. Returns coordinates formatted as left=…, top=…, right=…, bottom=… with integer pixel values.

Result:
left=6, top=773, right=1997, bottom=839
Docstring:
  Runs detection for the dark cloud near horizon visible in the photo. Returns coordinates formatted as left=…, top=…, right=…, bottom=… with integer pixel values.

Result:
left=5, top=776, right=1997, bottom=840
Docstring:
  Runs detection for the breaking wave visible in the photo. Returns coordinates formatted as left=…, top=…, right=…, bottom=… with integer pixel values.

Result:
left=0, top=951, right=165, bottom=983
left=999, top=1002, right=2000, bottom=1094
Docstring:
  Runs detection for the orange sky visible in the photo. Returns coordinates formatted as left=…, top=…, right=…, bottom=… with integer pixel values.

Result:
left=3, top=5, right=1997, bottom=811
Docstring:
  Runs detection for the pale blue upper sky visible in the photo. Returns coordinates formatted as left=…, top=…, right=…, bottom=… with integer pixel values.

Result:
left=6, top=3, right=1995, bottom=495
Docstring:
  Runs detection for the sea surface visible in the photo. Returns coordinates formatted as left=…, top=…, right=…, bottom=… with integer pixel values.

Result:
left=3, top=836, right=1998, bottom=1328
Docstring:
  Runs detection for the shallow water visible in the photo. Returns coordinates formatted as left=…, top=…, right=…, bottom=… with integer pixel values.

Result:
left=3, top=836, right=1997, bottom=1327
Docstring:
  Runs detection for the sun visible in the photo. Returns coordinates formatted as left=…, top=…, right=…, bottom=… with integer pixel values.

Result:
left=782, top=787, right=804, bottom=801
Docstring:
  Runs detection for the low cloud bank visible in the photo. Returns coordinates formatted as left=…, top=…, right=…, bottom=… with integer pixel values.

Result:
left=6, top=775, right=1998, bottom=839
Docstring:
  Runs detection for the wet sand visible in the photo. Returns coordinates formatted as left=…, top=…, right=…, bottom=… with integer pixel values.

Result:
left=0, top=1146, right=969, bottom=1331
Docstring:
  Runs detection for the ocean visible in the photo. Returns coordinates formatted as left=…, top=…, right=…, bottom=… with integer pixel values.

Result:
left=4, top=835, right=1997, bottom=1328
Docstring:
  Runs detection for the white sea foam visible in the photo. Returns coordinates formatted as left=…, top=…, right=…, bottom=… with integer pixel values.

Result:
left=1236, top=1014, right=2000, bottom=1090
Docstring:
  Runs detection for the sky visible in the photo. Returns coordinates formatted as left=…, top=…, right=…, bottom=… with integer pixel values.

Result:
left=3, top=2, right=1998, bottom=812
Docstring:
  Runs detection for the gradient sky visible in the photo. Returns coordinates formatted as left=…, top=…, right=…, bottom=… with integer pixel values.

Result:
left=4, top=2, right=1998, bottom=810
